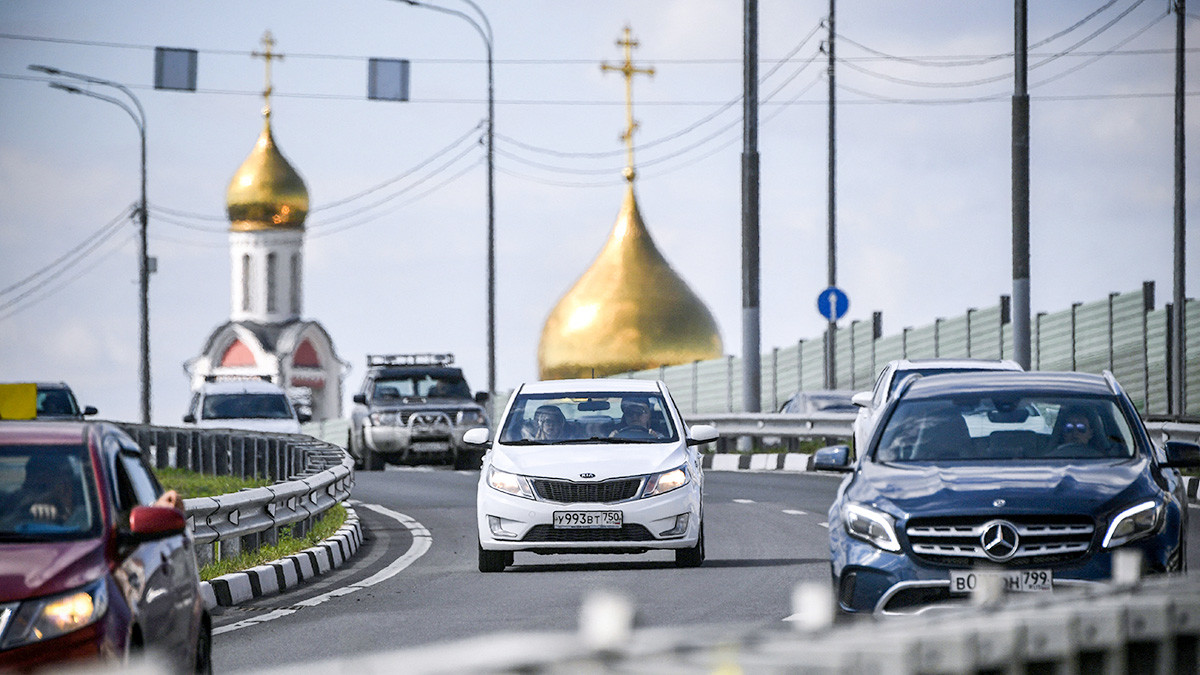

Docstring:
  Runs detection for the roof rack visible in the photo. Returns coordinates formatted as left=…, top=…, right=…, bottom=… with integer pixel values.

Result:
left=367, top=353, right=455, bottom=367
left=205, top=374, right=273, bottom=382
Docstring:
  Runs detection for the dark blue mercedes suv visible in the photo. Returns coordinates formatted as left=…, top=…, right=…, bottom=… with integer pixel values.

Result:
left=816, top=370, right=1200, bottom=615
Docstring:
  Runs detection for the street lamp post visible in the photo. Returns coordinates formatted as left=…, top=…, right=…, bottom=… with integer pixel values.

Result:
left=393, top=0, right=496, bottom=413
left=30, top=65, right=151, bottom=424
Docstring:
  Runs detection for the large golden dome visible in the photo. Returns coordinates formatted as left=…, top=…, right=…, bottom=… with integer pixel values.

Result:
left=226, top=117, right=308, bottom=232
left=538, top=183, right=723, bottom=379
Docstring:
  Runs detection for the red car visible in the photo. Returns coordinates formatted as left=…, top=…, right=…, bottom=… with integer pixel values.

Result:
left=0, top=421, right=211, bottom=672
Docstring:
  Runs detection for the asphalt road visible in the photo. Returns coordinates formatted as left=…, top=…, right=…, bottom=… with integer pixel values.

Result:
left=210, top=467, right=1200, bottom=672
left=210, top=467, right=845, bottom=671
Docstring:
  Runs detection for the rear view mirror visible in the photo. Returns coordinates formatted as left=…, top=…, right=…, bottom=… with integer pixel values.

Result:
left=463, top=427, right=491, bottom=446
left=851, top=392, right=872, bottom=408
left=988, top=409, right=1030, bottom=423
left=126, top=505, right=186, bottom=542
left=577, top=400, right=611, bottom=412
left=813, top=445, right=852, bottom=472
left=1163, top=441, right=1200, bottom=469
left=687, top=424, right=719, bottom=446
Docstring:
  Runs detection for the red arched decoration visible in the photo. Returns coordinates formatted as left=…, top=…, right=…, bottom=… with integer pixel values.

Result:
left=293, top=339, right=321, bottom=368
left=220, top=340, right=257, bottom=367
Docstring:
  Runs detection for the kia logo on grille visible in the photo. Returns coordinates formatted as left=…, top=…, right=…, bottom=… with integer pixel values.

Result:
left=580, top=473, right=595, bottom=479
left=980, top=520, right=1020, bottom=562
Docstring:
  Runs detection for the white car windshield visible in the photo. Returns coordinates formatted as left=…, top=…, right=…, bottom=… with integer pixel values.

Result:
left=874, top=395, right=1137, bottom=462
left=499, top=393, right=678, bottom=444
left=203, top=393, right=294, bottom=420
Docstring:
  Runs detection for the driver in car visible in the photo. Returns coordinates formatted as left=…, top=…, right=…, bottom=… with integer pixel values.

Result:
left=610, top=398, right=663, bottom=439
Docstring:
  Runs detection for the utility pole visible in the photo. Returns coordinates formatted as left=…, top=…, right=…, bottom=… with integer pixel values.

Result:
left=1171, top=0, right=1187, bottom=415
left=1012, top=0, right=1032, bottom=371
left=825, top=0, right=838, bottom=389
left=742, top=0, right=762, bottom=415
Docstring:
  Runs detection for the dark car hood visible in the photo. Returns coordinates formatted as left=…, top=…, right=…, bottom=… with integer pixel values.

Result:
left=852, top=458, right=1155, bottom=518
left=0, top=538, right=107, bottom=602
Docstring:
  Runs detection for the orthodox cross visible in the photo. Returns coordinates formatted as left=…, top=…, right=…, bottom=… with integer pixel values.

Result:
left=251, top=31, right=284, bottom=118
left=601, top=25, right=655, bottom=182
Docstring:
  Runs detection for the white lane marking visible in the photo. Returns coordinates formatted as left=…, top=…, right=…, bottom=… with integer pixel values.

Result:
left=213, top=503, right=431, bottom=635
left=733, top=499, right=755, bottom=504
left=817, top=522, right=829, bottom=529
left=782, top=509, right=807, bottom=516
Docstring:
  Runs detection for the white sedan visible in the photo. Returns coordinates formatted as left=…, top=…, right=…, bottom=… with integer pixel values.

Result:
left=467, top=378, right=718, bottom=572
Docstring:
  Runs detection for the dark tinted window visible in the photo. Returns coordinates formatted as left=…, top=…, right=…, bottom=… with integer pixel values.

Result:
left=203, top=393, right=294, bottom=420
left=0, top=444, right=100, bottom=539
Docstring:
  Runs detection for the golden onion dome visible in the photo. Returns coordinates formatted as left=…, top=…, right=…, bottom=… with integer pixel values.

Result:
left=538, top=183, right=723, bottom=380
left=226, top=117, right=308, bottom=232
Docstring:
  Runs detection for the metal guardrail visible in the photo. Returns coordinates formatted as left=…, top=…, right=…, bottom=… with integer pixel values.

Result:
left=117, top=423, right=354, bottom=565
left=684, top=411, right=856, bottom=443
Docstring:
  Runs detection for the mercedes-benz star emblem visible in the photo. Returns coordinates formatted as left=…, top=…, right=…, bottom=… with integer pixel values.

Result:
left=980, top=520, right=1020, bottom=562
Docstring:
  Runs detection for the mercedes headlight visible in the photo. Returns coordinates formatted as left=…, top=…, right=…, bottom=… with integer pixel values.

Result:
left=0, top=578, right=108, bottom=650
left=1103, top=500, right=1162, bottom=548
left=486, top=466, right=535, bottom=500
left=843, top=502, right=901, bottom=552
left=643, top=466, right=689, bottom=498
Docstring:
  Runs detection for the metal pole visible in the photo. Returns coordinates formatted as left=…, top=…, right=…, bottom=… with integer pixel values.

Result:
left=32, top=65, right=151, bottom=423
left=1012, top=0, right=1032, bottom=370
left=397, top=0, right=496, bottom=414
left=1172, top=0, right=1187, bottom=415
left=742, top=0, right=762, bottom=415
left=825, top=0, right=838, bottom=389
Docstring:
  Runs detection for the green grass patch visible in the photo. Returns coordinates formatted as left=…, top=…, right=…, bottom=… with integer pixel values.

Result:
left=155, top=467, right=271, bottom=499
left=155, top=467, right=348, bottom=581
left=198, top=503, right=347, bottom=581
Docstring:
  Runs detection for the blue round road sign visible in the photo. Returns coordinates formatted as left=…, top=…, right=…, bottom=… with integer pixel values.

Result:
left=817, top=286, right=850, bottom=321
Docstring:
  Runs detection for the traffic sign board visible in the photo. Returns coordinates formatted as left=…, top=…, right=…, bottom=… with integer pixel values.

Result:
left=817, top=287, right=850, bottom=321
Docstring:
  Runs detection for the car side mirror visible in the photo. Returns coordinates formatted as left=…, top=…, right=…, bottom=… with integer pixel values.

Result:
left=83, top=406, right=98, bottom=416
left=687, top=424, right=719, bottom=446
left=851, top=392, right=872, bottom=408
left=813, top=444, right=853, bottom=472
left=1163, top=441, right=1200, bottom=469
left=182, top=413, right=196, bottom=423
left=353, top=393, right=368, bottom=405
left=474, top=391, right=490, bottom=404
left=297, top=412, right=312, bottom=423
left=123, top=505, right=187, bottom=544
left=463, top=427, right=491, bottom=446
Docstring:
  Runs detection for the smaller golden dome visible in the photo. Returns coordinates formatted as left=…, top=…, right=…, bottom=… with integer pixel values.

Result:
left=226, top=117, right=309, bottom=232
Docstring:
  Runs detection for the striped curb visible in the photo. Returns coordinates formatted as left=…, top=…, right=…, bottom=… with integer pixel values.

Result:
left=201, top=503, right=362, bottom=609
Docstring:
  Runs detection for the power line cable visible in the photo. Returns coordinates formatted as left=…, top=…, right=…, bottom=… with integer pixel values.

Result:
left=0, top=230, right=136, bottom=321
left=0, top=205, right=133, bottom=298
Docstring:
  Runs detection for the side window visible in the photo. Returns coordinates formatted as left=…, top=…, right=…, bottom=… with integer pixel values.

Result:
left=113, top=441, right=162, bottom=509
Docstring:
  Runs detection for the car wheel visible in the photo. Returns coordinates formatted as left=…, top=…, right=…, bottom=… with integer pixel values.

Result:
left=347, top=432, right=363, bottom=470
left=674, top=523, right=705, bottom=568
left=452, top=449, right=468, bottom=470
left=193, top=614, right=213, bottom=674
left=364, top=446, right=384, bottom=471
left=478, top=540, right=511, bottom=573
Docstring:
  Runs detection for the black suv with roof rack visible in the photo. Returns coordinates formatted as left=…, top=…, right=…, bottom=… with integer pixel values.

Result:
left=347, top=353, right=490, bottom=470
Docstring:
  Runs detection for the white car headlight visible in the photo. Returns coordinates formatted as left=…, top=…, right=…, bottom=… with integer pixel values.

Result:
left=457, top=409, right=488, bottom=426
left=1103, top=500, right=1162, bottom=548
left=843, top=502, right=901, bottom=552
left=487, top=466, right=535, bottom=500
left=643, top=466, right=689, bottom=498
left=370, top=412, right=400, bottom=426
left=0, top=578, right=108, bottom=650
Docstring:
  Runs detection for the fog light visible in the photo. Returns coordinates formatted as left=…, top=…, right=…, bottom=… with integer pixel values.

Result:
left=488, top=515, right=518, bottom=539
left=659, top=513, right=689, bottom=537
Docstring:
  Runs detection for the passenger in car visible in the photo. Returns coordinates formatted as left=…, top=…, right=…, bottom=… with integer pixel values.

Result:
left=527, top=405, right=567, bottom=441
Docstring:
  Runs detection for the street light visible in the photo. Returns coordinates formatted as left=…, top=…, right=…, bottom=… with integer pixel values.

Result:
left=30, top=65, right=151, bottom=424
left=391, top=0, right=496, bottom=413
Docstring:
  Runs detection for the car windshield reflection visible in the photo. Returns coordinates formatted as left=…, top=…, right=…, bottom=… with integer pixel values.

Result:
left=498, top=393, right=679, bottom=444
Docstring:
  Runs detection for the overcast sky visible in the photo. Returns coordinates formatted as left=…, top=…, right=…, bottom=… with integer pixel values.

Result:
left=1, top=0, right=1196, bottom=424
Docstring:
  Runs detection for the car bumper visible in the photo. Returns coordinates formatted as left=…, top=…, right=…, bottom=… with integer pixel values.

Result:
left=830, top=524, right=1181, bottom=615
left=363, top=426, right=470, bottom=455
left=477, top=482, right=701, bottom=553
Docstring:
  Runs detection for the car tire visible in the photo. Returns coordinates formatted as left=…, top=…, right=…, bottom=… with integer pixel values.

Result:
left=478, top=540, right=512, bottom=573
left=193, top=614, right=213, bottom=674
left=364, top=445, right=384, bottom=471
left=347, top=431, right=363, bottom=470
left=674, top=522, right=705, bottom=568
